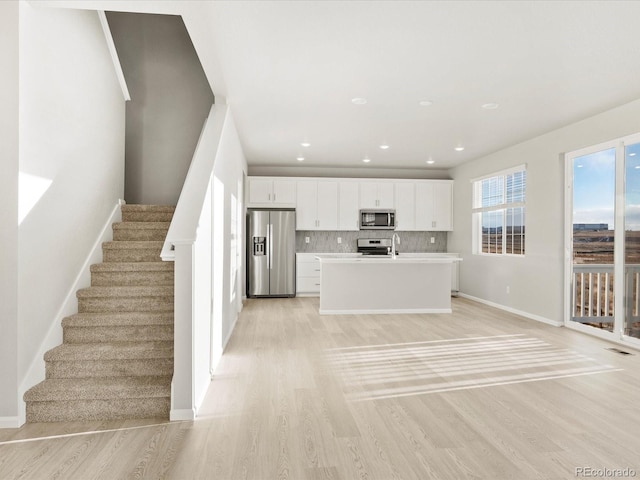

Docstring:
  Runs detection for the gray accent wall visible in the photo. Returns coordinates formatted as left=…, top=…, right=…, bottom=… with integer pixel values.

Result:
left=106, top=12, right=214, bottom=205
left=296, top=231, right=447, bottom=253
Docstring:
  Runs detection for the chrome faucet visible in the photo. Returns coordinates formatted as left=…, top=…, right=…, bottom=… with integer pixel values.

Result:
left=391, top=233, right=400, bottom=259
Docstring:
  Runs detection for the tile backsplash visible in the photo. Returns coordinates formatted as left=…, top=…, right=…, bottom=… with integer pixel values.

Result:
left=295, top=230, right=447, bottom=253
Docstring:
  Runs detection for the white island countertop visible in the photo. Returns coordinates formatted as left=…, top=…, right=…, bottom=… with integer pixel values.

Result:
left=315, top=253, right=461, bottom=315
left=315, top=253, right=461, bottom=264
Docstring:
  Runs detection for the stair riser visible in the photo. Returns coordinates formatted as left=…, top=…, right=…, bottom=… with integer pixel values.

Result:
left=78, top=297, right=173, bottom=313
left=122, top=212, right=174, bottom=222
left=103, top=249, right=163, bottom=263
left=113, top=229, right=169, bottom=241
left=91, top=271, right=174, bottom=287
left=46, top=359, right=174, bottom=379
left=26, top=398, right=170, bottom=423
left=64, top=325, right=174, bottom=343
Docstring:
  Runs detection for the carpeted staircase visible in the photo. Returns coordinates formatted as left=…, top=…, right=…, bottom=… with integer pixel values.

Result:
left=23, top=205, right=176, bottom=423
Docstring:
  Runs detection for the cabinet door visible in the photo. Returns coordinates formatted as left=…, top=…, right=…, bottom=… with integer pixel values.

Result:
left=394, top=183, right=415, bottom=231
left=377, top=182, right=395, bottom=208
left=359, top=182, right=379, bottom=208
left=248, top=178, right=273, bottom=204
left=272, top=180, right=296, bottom=205
left=432, top=182, right=453, bottom=230
left=338, top=181, right=359, bottom=230
left=296, top=181, right=318, bottom=230
left=415, top=182, right=433, bottom=231
left=316, top=181, right=338, bottom=230
left=416, top=181, right=453, bottom=231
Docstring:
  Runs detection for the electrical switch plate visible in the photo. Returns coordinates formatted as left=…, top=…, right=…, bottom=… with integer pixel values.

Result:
left=337, top=237, right=342, bottom=244
left=305, top=237, right=310, bottom=244
left=430, top=237, right=435, bottom=244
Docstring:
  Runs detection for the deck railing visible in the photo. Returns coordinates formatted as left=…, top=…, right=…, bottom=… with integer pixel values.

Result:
left=572, top=264, right=640, bottom=326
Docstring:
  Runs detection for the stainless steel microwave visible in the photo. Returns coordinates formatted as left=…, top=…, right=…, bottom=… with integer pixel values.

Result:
left=359, top=209, right=396, bottom=230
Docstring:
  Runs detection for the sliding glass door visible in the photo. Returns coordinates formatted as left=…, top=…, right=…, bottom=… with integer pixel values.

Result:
left=566, top=134, right=640, bottom=346
left=624, top=141, right=640, bottom=340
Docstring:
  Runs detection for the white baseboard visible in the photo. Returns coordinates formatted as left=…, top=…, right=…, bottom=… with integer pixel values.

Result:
left=170, top=408, right=196, bottom=421
left=0, top=417, right=21, bottom=429
left=18, top=200, right=124, bottom=412
left=458, top=293, right=563, bottom=327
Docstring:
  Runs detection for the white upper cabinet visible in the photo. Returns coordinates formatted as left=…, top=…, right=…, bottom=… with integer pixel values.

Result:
left=247, top=177, right=296, bottom=206
left=295, top=180, right=338, bottom=230
left=338, top=181, right=359, bottom=231
left=360, top=181, right=394, bottom=208
left=416, top=180, right=453, bottom=231
left=247, top=176, right=453, bottom=231
left=394, top=182, right=416, bottom=231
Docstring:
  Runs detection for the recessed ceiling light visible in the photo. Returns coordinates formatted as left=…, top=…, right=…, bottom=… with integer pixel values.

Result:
left=576, top=164, right=584, bottom=168
left=635, top=165, right=640, bottom=169
left=630, top=152, right=637, bottom=157
left=419, top=100, right=433, bottom=107
left=362, top=158, right=371, bottom=163
left=379, top=144, right=390, bottom=150
left=301, top=142, right=310, bottom=147
left=482, top=103, right=499, bottom=110
left=351, top=97, right=367, bottom=105
left=296, top=157, right=305, bottom=162
left=454, top=145, right=465, bottom=152
left=426, top=158, right=435, bottom=165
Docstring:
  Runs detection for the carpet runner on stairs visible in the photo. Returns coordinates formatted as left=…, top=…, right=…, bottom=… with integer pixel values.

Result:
left=23, top=205, right=175, bottom=423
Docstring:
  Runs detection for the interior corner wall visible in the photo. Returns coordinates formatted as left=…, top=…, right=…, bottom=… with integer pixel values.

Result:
left=449, top=98, right=640, bottom=324
left=0, top=0, right=19, bottom=423
left=18, top=3, right=125, bottom=402
left=105, top=12, right=215, bottom=206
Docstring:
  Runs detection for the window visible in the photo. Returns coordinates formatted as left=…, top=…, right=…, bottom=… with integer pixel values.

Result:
left=472, top=166, right=526, bottom=255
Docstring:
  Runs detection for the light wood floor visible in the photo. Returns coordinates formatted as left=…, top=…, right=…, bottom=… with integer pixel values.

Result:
left=2, top=297, right=640, bottom=479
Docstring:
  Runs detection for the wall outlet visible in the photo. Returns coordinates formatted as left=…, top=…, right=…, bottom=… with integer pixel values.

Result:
left=305, top=237, right=310, bottom=244
left=430, top=237, right=435, bottom=244
left=337, top=237, right=342, bottom=244
left=506, top=286, right=510, bottom=294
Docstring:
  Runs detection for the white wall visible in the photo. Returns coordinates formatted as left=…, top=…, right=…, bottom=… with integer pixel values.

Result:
left=0, top=0, right=19, bottom=426
left=17, top=3, right=125, bottom=416
left=213, top=111, right=247, bottom=351
left=449, top=98, right=640, bottom=325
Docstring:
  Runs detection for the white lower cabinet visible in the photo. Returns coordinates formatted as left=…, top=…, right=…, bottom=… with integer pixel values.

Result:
left=296, top=253, right=321, bottom=295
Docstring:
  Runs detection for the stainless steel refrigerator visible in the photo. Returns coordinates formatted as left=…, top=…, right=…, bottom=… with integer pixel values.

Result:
left=247, top=209, right=296, bottom=297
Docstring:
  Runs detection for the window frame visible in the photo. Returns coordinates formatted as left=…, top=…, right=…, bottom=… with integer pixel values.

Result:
left=471, top=165, right=527, bottom=257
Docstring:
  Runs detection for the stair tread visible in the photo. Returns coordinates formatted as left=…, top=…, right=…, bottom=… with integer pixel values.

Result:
left=24, top=377, right=171, bottom=401
left=77, top=285, right=173, bottom=298
left=91, top=262, right=173, bottom=272
left=103, top=241, right=164, bottom=249
left=113, top=222, right=171, bottom=230
left=45, top=342, right=173, bottom=361
left=121, top=205, right=175, bottom=213
left=63, top=312, right=173, bottom=327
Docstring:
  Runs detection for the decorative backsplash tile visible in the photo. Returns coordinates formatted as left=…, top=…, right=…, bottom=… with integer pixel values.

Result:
left=295, top=230, right=447, bottom=253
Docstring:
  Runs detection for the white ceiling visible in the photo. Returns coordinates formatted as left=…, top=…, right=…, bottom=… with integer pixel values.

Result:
left=208, top=0, right=640, bottom=172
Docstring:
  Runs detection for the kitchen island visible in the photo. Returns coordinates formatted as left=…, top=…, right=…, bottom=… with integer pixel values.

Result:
left=316, top=254, right=461, bottom=315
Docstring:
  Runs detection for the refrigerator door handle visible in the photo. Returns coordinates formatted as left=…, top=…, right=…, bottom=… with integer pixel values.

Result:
left=268, top=223, right=273, bottom=270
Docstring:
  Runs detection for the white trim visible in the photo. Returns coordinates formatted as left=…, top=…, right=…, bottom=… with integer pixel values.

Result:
left=0, top=417, right=21, bottom=429
left=459, top=293, right=563, bottom=327
left=319, top=308, right=452, bottom=315
left=169, top=408, right=196, bottom=422
left=469, top=163, right=527, bottom=183
left=97, top=11, right=130, bottom=101
left=18, top=199, right=123, bottom=412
